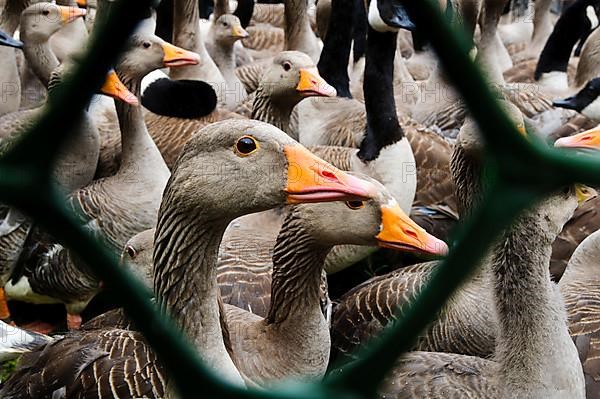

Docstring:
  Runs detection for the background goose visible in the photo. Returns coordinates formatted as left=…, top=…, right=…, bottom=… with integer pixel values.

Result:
left=225, top=182, right=447, bottom=387
left=0, top=28, right=22, bottom=116
left=3, top=30, right=198, bottom=330
left=0, top=119, right=378, bottom=398
left=330, top=103, right=525, bottom=360
left=49, top=0, right=89, bottom=63
left=376, top=116, right=585, bottom=399
left=0, top=67, right=134, bottom=326
left=205, top=14, right=249, bottom=107
left=19, top=3, right=86, bottom=90
left=170, top=0, right=228, bottom=105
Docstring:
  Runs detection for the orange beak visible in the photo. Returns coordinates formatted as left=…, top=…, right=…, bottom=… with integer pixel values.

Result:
left=232, top=25, right=249, bottom=39
left=161, top=42, right=201, bottom=68
left=296, top=68, right=337, bottom=98
left=76, top=0, right=87, bottom=7
left=376, top=204, right=449, bottom=256
left=284, top=145, right=375, bottom=203
left=100, top=70, right=139, bottom=105
left=554, top=127, right=600, bottom=150
left=57, top=5, right=86, bottom=24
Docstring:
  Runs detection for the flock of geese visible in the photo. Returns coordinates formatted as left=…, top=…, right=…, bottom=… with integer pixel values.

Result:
left=0, top=0, right=600, bottom=397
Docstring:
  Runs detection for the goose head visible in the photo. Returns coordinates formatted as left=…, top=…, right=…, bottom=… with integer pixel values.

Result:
left=366, top=0, right=416, bottom=33
left=0, top=29, right=23, bottom=49
left=165, top=119, right=376, bottom=220
left=213, top=14, right=249, bottom=45
left=116, top=33, right=201, bottom=80
left=553, top=78, right=600, bottom=122
left=20, top=3, right=86, bottom=43
left=261, top=51, right=336, bottom=105
left=554, top=125, right=600, bottom=151
left=47, top=61, right=138, bottom=105
left=293, top=177, right=448, bottom=256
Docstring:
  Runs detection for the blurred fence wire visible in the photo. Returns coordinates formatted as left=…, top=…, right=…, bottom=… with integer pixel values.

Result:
left=1, top=0, right=599, bottom=397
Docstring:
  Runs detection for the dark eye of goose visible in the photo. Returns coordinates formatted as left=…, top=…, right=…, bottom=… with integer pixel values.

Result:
left=282, top=62, right=292, bottom=72
left=234, top=136, right=259, bottom=156
left=125, top=245, right=137, bottom=258
left=42, top=9, right=50, bottom=15
left=142, top=41, right=151, bottom=49
left=223, top=22, right=228, bottom=27
left=346, top=201, right=365, bottom=210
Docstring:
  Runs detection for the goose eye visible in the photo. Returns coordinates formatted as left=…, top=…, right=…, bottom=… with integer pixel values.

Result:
left=142, top=41, right=151, bottom=49
left=125, top=245, right=137, bottom=258
left=223, top=22, right=228, bottom=27
left=234, top=135, right=259, bottom=156
left=282, top=62, right=292, bottom=71
left=346, top=201, right=365, bottom=210
left=42, top=9, right=50, bottom=15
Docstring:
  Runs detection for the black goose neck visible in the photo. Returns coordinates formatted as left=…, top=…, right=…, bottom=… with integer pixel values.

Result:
left=317, top=0, right=354, bottom=98
left=535, top=0, right=593, bottom=79
left=233, top=0, right=254, bottom=28
left=358, top=26, right=404, bottom=162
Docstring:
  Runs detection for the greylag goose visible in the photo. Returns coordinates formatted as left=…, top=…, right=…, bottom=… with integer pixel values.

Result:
left=0, top=4, right=24, bottom=116
left=49, top=0, right=89, bottom=62
left=0, top=66, right=135, bottom=325
left=224, top=182, right=448, bottom=387
left=205, top=14, right=249, bottom=106
left=378, top=188, right=585, bottom=398
left=376, top=109, right=585, bottom=398
left=330, top=102, right=526, bottom=360
left=20, top=3, right=86, bottom=88
left=0, top=28, right=22, bottom=116
left=0, top=119, right=377, bottom=398
left=4, top=30, right=198, bottom=330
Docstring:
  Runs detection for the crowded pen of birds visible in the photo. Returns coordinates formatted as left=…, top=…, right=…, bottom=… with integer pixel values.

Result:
left=0, top=0, right=599, bottom=397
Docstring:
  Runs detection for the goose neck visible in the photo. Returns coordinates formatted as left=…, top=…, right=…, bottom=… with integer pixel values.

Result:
left=284, top=0, right=317, bottom=56
left=358, top=26, right=404, bottom=161
left=491, top=208, right=572, bottom=390
left=267, top=212, right=330, bottom=325
left=534, top=2, right=590, bottom=80
left=251, top=85, right=295, bottom=134
left=171, top=0, right=209, bottom=80
left=22, top=39, right=58, bottom=87
left=317, top=0, right=353, bottom=98
left=153, top=207, right=243, bottom=386
left=114, top=72, right=163, bottom=173
left=0, top=0, right=29, bottom=35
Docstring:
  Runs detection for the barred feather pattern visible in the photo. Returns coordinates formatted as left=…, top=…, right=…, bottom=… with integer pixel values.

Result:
left=67, top=178, right=158, bottom=254
left=14, top=239, right=100, bottom=306
left=314, top=110, right=457, bottom=212
left=378, top=351, right=498, bottom=398
left=560, top=238, right=600, bottom=398
left=423, top=85, right=555, bottom=132
left=235, top=61, right=268, bottom=94
left=551, top=197, right=600, bottom=281
left=250, top=3, right=285, bottom=28
left=0, top=209, right=31, bottom=283
left=330, top=262, right=496, bottom=361
left=243, top=25, right=284, bottom=54
left=1, top=329, right=165, bottom=398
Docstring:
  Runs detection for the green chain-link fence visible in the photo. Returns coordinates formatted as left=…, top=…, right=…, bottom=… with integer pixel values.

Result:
left=2, top=0, right=599, bottom=397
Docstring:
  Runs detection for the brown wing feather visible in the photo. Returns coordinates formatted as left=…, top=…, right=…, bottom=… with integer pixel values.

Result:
left=1, top=329, right=165, bottom=399
left=378, top=351, right=498, bottom=398
left=551, top=197, right=600, bottom=281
